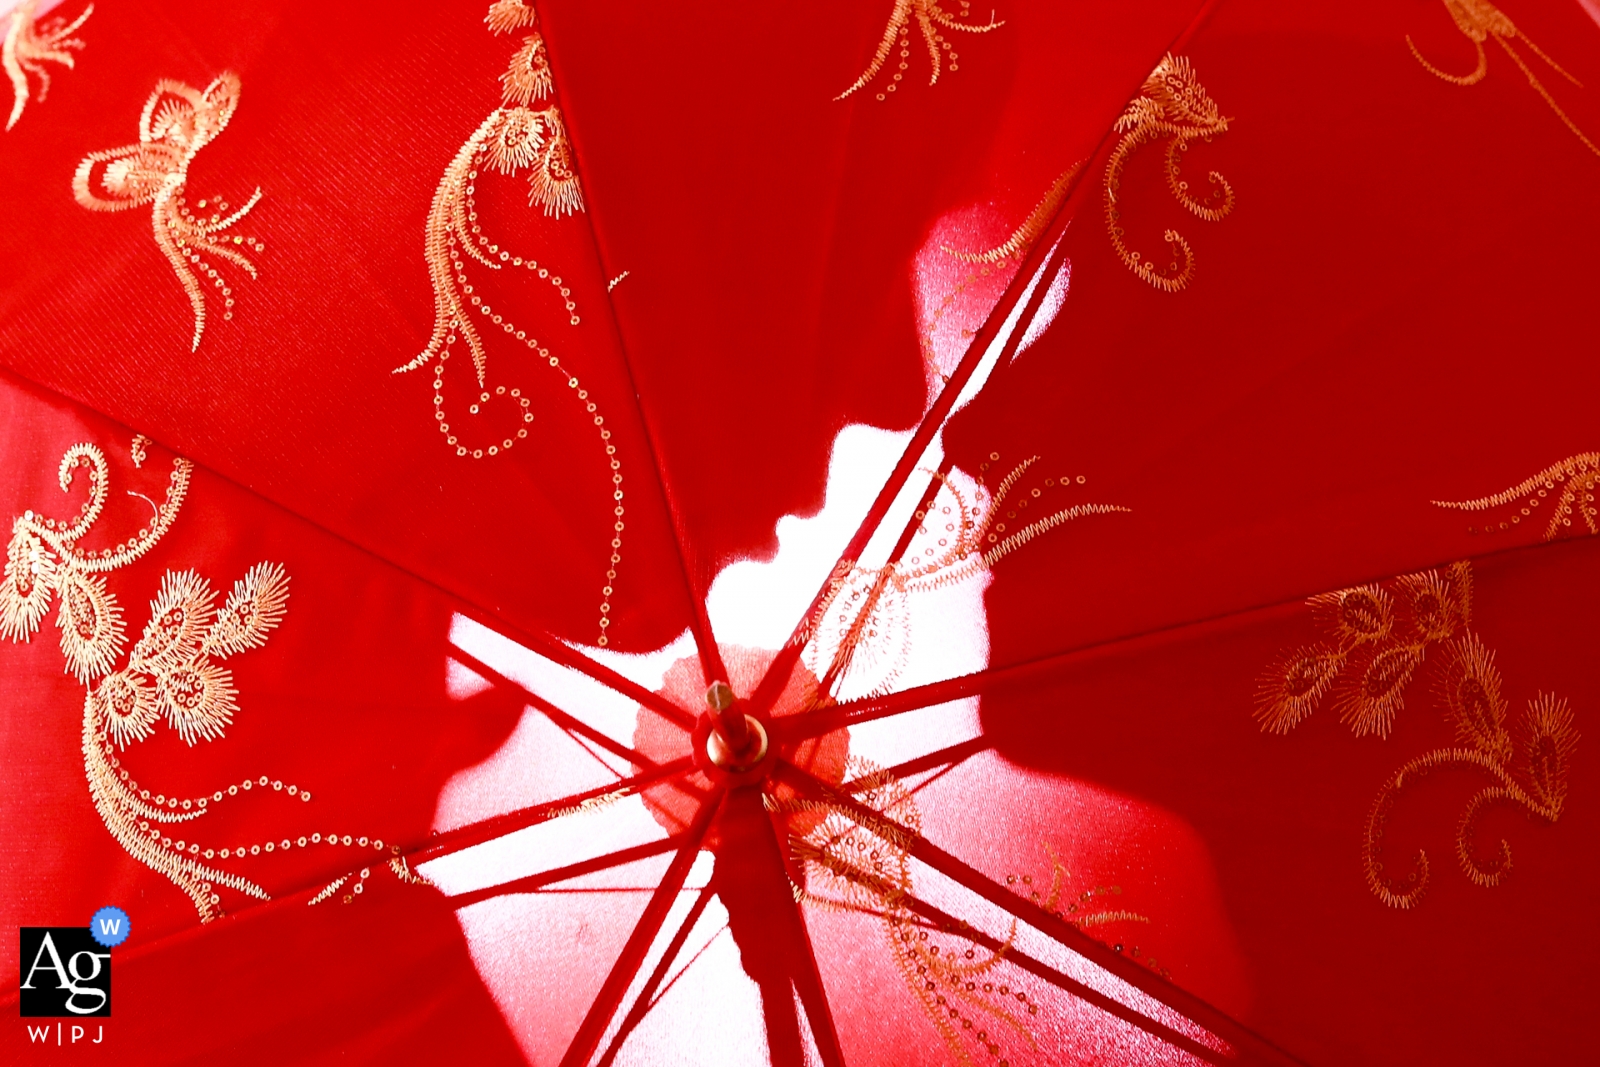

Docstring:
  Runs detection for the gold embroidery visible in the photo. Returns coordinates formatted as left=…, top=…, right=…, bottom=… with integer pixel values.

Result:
left=1005, top=846, right=1170, bottom=982
left=1104, top=54, right=1234, bottom=293
left=1258, top=561, right=1580, bottom=907
left=394, top=2, right=620, bottom=645
left=1432, top=452, right=1600, bottom=540
left=72, top=73, right=264, bottom=351
left=1365, top=642, right=1578, bottom=908
left=2, top=439, right=390, bottom=921
left=836, top=0, right=1003, bottom=102
left=942, top=163, right=1082, bottom=265
left=776, top=761, right=1160, bottom=1065
left=1256, top=562, right=1472, bottom=738
left=808, top=456, right=1126, bottom=699
left=3, top=0, right=91, bottom=130
left=1408, top=0, right=1600, bottom=158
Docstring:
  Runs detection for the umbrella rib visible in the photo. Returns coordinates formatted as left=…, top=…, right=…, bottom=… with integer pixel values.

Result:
left=746, top=175, right=1083, bottom=720
left=883, top=860, right=1234, bottom=1065
left=593, top=883, right=718, bottom=1067
left=410, top=759, right=696, bottom=864
left=446, top=832, right=688, bottom=910
left=815, top=458, right=954, bottom=699
left=851, top=734, right=993, bottom=798
left=558, top=788, right=726, bottom=1067
left=763, top=826, right=850, bottom=1067
left=773, top=761, right=1305, bottom=1067
left=450, top=627, right=695, bottom=731
left=547, top=72, right=731, bottom=692
left=749, top=0, right=1230, bottom=720
left=451, top=648, right=664, bottom=769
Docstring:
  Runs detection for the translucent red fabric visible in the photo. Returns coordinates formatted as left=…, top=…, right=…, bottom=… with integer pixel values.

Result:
left=1, top=0, right=1597, bottom=1062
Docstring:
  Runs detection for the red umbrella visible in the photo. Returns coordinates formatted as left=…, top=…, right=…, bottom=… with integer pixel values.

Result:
left=2, top=0, right=1598, bottom=1063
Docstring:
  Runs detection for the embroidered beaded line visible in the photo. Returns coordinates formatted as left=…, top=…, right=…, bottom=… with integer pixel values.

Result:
left=775, top=760, right=1037, bottom=1067
left=1432, top=452, right=1600, bottom=541
left=1408, top=0, right=1600, bottom=158
left=776, top=763, right=1162, bottom=1067
left=72, top=73, right=263, bottom=350
left=0, top=440, right=391, bottom=922
left=1104, top=53, right=1234, bottom=293
left=806, top=455, right=1126, bottom=700
left=836, top=0, right=1003, bottom=102
left=394, top=0, right=620, bottom=646
left=3, top=0, right=91, bottom=131
left=1255, top=561, right=1580, bottom=908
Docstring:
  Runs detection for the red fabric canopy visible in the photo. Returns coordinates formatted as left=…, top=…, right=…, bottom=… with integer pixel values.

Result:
left=2, top=0, right=1597, bottom=1062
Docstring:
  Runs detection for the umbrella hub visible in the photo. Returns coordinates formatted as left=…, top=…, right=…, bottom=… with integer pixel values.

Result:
left=703, top=680, right=769, bottom=773
left=704, top=712, right=769, bottom=773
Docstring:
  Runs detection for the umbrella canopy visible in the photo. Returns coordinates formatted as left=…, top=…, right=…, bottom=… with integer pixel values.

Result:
left=2, top=0, right=1598, bottom=1063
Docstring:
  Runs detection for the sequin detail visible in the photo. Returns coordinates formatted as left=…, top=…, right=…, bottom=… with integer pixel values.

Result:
left=393, top=2, right=620, bottom=646
left=774, top=760, right=1161, bottom=1066
left=805, top=456, right=1126, bottom=700
left=837, top=0, right=1003, bottom=102
left=1, top=439, right=387, bottom=922
left=1433, top=452, right=1600, bottom=540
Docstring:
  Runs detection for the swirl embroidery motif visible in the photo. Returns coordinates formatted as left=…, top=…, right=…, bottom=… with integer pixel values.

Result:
left=394, top=0, right=622, bottom=647
left=1433, top=452, right=1600, bottom=541
left=807, top=455, right=1127, bottom=700
left=1407, top=0, right=1599, bottom=158
left=3, top=0, right=91, bottom=131
left=837, top=0, right=1003, bottom=102
left=1257, top=561, right=1580, bottom=908
left=0, top=439, right=392, bottom=922
left=775, top=759, right=1164, bottom=1067
left=72, top=73, right=264, bottom=351
left=1104, top=53, right=1234, bottom=293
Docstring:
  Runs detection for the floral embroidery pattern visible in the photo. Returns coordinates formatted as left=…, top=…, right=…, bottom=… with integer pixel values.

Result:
left=1104, top=54, right=1234, bottom=293
left=837, top=0, right=1003, bottom=102
left=1433, top=452, right=1600, bottom=541
left=806, top=456, right=1127, bottom=700
left=1, top=440, right=390, bottom=922
left=3, top=0, right=91, bottom=131
left=1364, top=636, right=1577, bottom=908
left=1408, top=0, right=1599, bottom=158
left=1255, top=562, right=1472, bottom=738
left=72, top=73, right=264, bottom=351
left=394, top=0, right=623, bottom=647
left=776, top=760, right=1162, bottom=1067
left=1257, top=562, right=1579, bottom=908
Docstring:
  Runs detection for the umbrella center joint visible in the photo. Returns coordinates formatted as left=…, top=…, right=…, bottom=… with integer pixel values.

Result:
left=702, top=681, right=769, bottom=774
